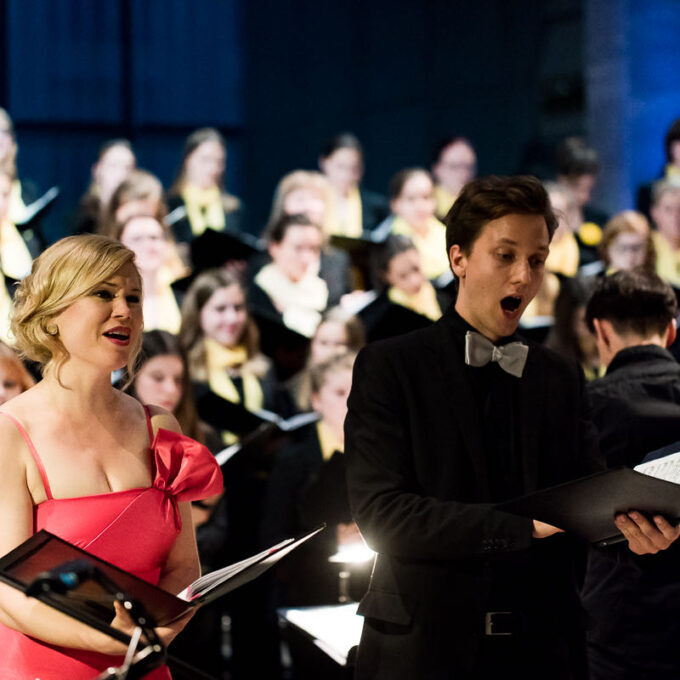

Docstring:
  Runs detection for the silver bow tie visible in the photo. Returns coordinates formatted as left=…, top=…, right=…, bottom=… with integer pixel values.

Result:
left=464, top=331, right=528, bottom=378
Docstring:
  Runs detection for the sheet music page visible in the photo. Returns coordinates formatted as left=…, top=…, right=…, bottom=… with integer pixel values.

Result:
left=283, top=603, right=362, bottom=666
left=635, top=450, right=680, bottom=484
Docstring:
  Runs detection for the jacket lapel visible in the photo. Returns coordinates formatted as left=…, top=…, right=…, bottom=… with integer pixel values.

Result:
left=424, top=318, right=490, bottom=490
left=516, top=343, right=545, bottom=493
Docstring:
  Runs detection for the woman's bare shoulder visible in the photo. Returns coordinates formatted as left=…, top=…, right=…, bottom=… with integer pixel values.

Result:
left=143, top=403, right=182, bottom=436
left=0, top=385, right=44, bottom=429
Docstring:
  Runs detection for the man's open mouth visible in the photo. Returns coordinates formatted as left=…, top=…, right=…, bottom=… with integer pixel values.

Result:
left=500, top=296, right=522, bottom=312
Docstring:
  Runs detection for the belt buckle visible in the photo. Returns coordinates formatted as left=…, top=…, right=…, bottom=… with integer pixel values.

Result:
left=484, top=611, right=514, bottom=636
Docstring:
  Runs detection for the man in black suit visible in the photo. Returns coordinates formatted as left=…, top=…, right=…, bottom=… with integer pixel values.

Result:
left=345, top=176, right=680, bottom=679
left=581, top=269, right=680, bottom=679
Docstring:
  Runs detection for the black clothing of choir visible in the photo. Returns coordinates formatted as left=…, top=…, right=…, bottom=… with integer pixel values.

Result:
left=583, top=345, right=680, bottom=679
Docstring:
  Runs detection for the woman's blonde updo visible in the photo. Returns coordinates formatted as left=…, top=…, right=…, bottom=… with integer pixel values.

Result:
left=11, top=234, right=142, bottom=378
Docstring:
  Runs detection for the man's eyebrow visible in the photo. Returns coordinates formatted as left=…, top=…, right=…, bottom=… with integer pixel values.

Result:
left=496, top=237, right=549, bottom=252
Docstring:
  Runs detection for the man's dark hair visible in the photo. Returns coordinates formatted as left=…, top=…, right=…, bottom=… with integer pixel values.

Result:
left=585, top=268, right=677, bottom=338
left=444, top=175, right=557, bottom=256
left=556, top=137, right=600, bottom=178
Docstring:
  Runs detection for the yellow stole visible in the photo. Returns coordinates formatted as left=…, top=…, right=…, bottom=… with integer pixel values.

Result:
left=327, top=187, right=363, bottom=237
left=181, top=184, right=226, bottom=236
left=205, top=338, right=264, bottom=410
left=391, top=216, right=449, bottom=280
left=8, top=180, right=26, bottom=225
left=666, top=164, right=680, bottom=179
left=388, top=281, right=442, bottom=321
left=142, top=284, right=182, bottom=334
left=205, top=338, right=265, bottom=445
left=653, top=231, right=680, bottom=287
left=0, top=219, right=32, bottom=280
left=316, top=421, right=343, bottom=461
left=433, top=184, right=457, bottom=220
left=0, top=270, right=12, bottom=344
left=546, top=231, right=579, bottom=277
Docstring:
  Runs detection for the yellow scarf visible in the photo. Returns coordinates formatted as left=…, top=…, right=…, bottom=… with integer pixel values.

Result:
left=205, top=338, right=264, bottom=445
left=254, top=263, right=328, bottom=337
left=388, top=281, right=442, bottom=321
left=181, top=184, right=226, bottom=236
left=433, top=184, right=457, bottom=220
left=8, top=180, right=26, bottom=225
left=205, top=338, right=264, bottom=409
left=545, top=231, right=579, bottom=277
left=666, top=164, right=680, bottom=179
left=391, top=216, right=449, bottom=280
left=0, top=219, right=32, bottom=280
left=327, top=187, right=363, bottom=237
left=142, top=283, right=182, bottom=334
left=653, top=231, right=680, bottom=287
left=0, top=270, right=12, bottom=344
left=317, top=420, right=344, bottom=461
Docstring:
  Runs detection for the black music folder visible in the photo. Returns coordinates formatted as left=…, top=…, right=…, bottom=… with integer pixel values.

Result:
left=498, top=467, right=680, bottom=546
left=0, top=525, right=324, bottom=632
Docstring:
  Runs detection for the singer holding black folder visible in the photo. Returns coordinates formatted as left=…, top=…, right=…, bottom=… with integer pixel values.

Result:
left=344, top=176, right=680, bottom=680
left=0, top=234, right=223, bottom=679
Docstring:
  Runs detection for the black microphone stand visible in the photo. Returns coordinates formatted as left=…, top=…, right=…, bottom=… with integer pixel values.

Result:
left=26, top=560, right=166, bottom=680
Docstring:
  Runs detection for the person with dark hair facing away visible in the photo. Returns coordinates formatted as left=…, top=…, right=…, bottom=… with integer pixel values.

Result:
left=318, top=132, right=389, bottom=236
left=581, top=268, right=680, bottom=680
left=345, top=175, right=679, bottom=680
left=556, top=136, right=608, bottom=267
left=431, top=135, right=477, bottom=220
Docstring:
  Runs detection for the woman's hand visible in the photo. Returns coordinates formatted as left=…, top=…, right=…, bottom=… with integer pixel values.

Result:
left=110, top=601, right=194, bottom=651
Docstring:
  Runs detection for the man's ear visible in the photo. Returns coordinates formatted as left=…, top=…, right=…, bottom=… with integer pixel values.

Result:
left=449, top=245, right=467, bottom=279
left=592, top=318, right=612, bottom=348
left=665, top=319, right=677, bottom=348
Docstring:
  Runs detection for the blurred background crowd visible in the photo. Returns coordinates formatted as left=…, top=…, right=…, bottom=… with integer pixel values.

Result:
left=2, top=1, right=680, bottom=678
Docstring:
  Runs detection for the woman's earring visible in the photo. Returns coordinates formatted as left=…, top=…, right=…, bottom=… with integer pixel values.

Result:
left=44, top=322, right=59, bottom=336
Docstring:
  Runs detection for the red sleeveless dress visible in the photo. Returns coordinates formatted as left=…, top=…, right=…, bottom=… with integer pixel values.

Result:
left=0, top=407, right=223, bottom=680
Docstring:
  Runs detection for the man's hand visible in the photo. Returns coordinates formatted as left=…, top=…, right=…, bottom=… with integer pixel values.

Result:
left=615, top=511, right=680, bottom=555
left=532, top=520, right=564, bottom=539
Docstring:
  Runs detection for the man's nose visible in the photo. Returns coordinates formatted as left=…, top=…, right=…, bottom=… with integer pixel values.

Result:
left=512, top=260, right=532, bottom=284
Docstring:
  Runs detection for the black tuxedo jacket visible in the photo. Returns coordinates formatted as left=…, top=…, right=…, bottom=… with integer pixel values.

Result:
left=345, top=306, right=602, bottom=678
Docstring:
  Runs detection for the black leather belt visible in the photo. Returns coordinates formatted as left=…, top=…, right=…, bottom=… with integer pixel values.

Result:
left=484, top=611, right=525, bottom=636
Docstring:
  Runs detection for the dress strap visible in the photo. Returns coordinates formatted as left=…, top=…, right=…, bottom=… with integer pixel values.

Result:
left=0, top=411, right=53, bottom=500
left=143, top=404, right=154, bottom=445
